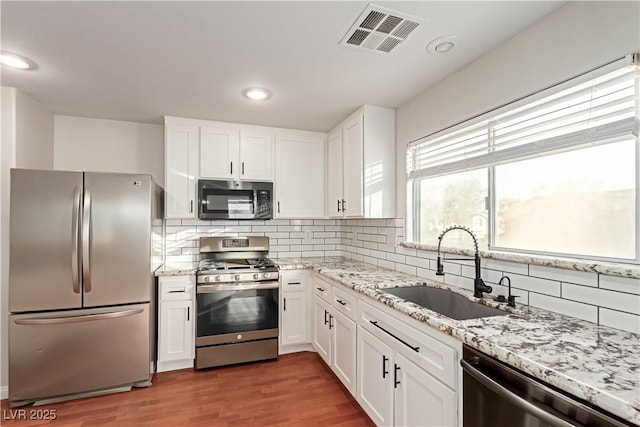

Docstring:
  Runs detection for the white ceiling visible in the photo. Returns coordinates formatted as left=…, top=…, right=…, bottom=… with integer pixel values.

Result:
left=1, top=1, right=564, bottom=131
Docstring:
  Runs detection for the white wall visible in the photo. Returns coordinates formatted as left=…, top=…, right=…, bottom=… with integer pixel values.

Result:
left=0, top=88, right=54, bottom=398
left=0, top=88, right=17, bottom=399
left=15, top=91, right=54, bottom=169
left=395, top=1, right=640, bottom=216
left=54, top=116, right=164, bottom=186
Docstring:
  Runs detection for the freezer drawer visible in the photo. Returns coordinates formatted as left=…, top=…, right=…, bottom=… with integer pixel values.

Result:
left=9, top=303, right=151, bottom=403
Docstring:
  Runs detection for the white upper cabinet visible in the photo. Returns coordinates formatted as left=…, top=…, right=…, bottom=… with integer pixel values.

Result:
left=240, top=130, right=274, bottom=181
left=275, top=132, right=325, bottom=218
left=326, top=105, right=396, bottom=218
left=200, top=127, right=273, bottom=181
left=164, top=116, right=327, bottom=218
left=165, top=120, right=199, bottom=218
left=200, top=126, right=239, bottom=180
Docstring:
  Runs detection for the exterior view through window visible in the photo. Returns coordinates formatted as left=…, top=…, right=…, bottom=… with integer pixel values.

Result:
left=407, top=55, right=639, bottom=262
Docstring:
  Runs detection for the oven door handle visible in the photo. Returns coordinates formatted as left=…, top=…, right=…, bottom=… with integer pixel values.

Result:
left=460, top=359, right=575, bottom=427
left=197, top=281, right=280, bottom=293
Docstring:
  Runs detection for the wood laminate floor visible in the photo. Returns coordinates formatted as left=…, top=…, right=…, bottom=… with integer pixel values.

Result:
left=0, top=352, right=374, bottom=427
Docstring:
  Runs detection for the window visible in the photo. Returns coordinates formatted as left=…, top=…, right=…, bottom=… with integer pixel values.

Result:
left=407, top=55, right=639, bottom=262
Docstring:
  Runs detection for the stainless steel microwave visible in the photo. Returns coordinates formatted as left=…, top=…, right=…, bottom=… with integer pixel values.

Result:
left=197, top=180, right=273, bottom=220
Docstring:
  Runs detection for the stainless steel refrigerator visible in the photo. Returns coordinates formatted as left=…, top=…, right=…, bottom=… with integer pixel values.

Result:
left=8, top=169, right=163, bottom=406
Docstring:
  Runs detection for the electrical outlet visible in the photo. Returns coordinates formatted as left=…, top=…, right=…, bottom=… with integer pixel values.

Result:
left=305, top=230, right=313, bottom=240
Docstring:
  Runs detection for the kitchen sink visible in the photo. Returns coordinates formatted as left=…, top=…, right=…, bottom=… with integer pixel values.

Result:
left=384, top=285, right=507, bottom=320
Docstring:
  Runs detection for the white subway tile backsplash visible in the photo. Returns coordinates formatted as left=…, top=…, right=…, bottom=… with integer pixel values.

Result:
left=386, top=253, right=406, bottom=264
left=396, top=263, right=417, bottom=276
left=314, top=219, right=337, bottom=226
left=529, top=293, right=598, bottom=323
left=289, top=219, right=314, bottom=226
left=251, top=225, right=278, bottom=232
left=562, top=284, right=640, bottom=315
left=599, top=308, right=640, bottom=334
left=378, top=259, right=395, bottom=270
left=163, top=217, right=637, bottom=334
left=481, top=258, right=529, bottom=276
left=599, top=275, right=640, bottom=295
left=529, top=265, right=597, bottom=287
left=395, top=246, right=417, bottom=256
left=507, top=274, right=561, bottom=297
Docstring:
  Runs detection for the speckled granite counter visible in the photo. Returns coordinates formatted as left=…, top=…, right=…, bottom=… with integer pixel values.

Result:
left=401, top=242, right=640, bottom=279
left=155, top=263, right=198, bottom=276
left=275, top=256, right=640, bottom=426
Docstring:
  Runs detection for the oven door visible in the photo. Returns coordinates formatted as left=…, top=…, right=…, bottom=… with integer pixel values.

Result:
left=195, top=281, right=279, bottom=347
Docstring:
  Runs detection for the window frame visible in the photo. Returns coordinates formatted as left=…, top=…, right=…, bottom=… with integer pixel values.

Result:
left=406, top=54, right=640, bottom=265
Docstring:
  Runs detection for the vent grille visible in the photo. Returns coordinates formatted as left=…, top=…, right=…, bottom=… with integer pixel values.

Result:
left=340, top=5, right=422, bottom=54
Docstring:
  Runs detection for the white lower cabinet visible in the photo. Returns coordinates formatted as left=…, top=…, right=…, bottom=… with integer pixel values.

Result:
left=279, top=270, right=312, bottom=354
left=358, top=327, right=394, bottom=426
left=357, top=299, right=460, bottom=427
left=157, top=275, right=195, bottom=372
left=312, top=295, right=333, bottom=365
left=311, top=275, right=358, bottom=396
left=394, top=352, right=457, bottom=427
left=332, top=309, right=357, bottom=394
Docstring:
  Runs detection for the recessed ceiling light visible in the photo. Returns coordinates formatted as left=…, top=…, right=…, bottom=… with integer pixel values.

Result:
left=426, top=36, right=457, bottom=55
left=242, top=88, right=272, bottom=101
left=0, top=51, right=34, bottom=70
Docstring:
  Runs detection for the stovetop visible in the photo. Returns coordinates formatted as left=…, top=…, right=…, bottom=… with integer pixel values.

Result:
left=197, top=257, right=277, bottom=274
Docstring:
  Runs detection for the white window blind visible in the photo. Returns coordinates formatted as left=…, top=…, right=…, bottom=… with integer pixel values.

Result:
left=407, top=56, right=640, bottom=180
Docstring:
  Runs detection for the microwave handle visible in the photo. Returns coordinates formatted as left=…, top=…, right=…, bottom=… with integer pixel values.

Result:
left=190, top=199, right=193, bottom=213
left=230, top=162, right=233, bottom=175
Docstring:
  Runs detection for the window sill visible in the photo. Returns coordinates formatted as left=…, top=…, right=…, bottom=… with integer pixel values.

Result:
left=400, top=242, right=640, bottom=279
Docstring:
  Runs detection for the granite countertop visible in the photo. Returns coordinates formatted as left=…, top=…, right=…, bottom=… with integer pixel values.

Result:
left=275, top=256, right=640, bottom=426
left=155, top=263, right=198, bottom=276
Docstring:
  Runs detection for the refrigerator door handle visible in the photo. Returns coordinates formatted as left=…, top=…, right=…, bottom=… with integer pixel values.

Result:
left=14, top=308, right=144, bottom=325
left=82, top=188, right=92, bottom=293
left=71, top=187, right=81, bottom=294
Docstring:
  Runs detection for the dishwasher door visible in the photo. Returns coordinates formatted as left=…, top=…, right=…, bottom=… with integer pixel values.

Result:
left=9, top=303, right=151, bottom=404
left=461, top=345, right=634, bottom=427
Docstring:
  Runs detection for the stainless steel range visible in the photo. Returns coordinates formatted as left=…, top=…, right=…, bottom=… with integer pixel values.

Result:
left=195, top=236, right=279, bottom=369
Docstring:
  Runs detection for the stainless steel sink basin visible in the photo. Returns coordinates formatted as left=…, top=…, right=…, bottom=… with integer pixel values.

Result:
left=384, top=285, right=507, bottom=320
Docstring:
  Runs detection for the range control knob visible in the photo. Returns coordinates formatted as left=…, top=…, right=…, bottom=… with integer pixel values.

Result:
left=204, top=276, right=210, bottom=283
left=214, top=276, right=221, bottom=282
left=263, top=272, right=271, bottom=279
left=253, top=273, right=259, bottom=280
left=235, top=274, right=241, bottom=281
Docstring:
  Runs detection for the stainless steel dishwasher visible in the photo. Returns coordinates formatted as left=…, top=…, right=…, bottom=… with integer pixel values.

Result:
left=461, top=345, right=635, bottom=427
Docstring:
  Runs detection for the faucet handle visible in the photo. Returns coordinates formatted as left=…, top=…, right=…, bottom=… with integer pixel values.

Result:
left=507, top=294, right=520, bottom=308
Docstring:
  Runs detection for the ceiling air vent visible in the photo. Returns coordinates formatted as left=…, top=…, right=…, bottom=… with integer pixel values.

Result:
left=340, top=5, right=421, bottom=54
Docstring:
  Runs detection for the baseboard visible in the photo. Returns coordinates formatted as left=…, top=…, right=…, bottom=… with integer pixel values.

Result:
left=1, top=385, right=8, bottom=400
left=279, top=342, right=314, bottom=355
left=156, top=358, right=194, bottom=373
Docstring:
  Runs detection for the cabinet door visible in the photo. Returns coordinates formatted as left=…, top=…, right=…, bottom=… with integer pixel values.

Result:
left=200, top=126, right=239, bottom=180
left=274, top=133, right=325, bottom=218
left=394, top=353, right=457, bottom=427
left=281, top=292, right=307, bottom=346
left=165, top=124, right=199, bottom=218
left=342, top=114, right=363, bottom=217
left=240, top=130, right=273, bottom=181
left=312, top=296, right=332, bottom=366
left=158, top=300, right=193, bottom=363
left=332, top=310, right=357, bottom=396
left=357, top=327, right=394, bottom=426
left=326, top=127, right=344, bottom=217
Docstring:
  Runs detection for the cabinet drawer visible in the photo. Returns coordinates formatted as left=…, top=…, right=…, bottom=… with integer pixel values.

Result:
left=332, top=286, right=357, bottom=320
left=358, top=300, right=457, bottom=388
left=313, top=275, right=332, bottom=303
left=159, top=276, right=195, bottom=301
left=280, top=270, right=306, bottom=292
